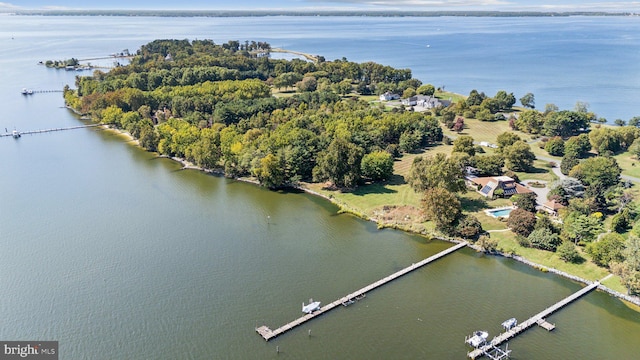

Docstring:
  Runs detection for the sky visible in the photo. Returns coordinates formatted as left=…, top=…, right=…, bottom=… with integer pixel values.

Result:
left=2, top=0, right=640, bottom=12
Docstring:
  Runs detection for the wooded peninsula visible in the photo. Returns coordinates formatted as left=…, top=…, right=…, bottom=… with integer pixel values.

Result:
left=63, top=39, right=640, bottom=301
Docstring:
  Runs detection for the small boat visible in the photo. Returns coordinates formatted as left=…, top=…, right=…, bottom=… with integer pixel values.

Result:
left=501, top=317, right=517, bottom=330
left=12, top=130, right=21, bottom=138
left=302, top=299, right=321, bottom=314
left=27, top=89, right=33, bottom=95
left=21, top=88, right=28, bottom=95
left=466, top=330, right=489, bottom=348
left=342, top=298, right=355, bottom=307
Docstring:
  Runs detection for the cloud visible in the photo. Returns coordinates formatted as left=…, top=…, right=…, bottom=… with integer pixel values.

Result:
left=0, top=2, right=21, bottom=10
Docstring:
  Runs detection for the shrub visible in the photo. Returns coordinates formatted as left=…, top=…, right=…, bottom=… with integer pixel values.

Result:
left=527, top=228, right=562, bottom=251
left=454, top=214, right=483, bottom=239
left=477, top=235, right=498, bottom=253
left=557, top=241, right=583, bottom=263
left=507, top=208, right=537, bottom=237
left=516, top=235, right=531, bottom=247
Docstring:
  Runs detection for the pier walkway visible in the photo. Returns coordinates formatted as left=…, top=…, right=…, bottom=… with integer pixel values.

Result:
left=467, top=277, right=606, bottom=359
left=256, top=241, right=467, bottom=341
left=30, top=90, right=63, bottom=94
left=1, top=124, right=102, bottom=138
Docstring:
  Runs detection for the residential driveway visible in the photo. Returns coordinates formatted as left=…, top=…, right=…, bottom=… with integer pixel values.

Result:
left=522, top=179, right=550, bottom=206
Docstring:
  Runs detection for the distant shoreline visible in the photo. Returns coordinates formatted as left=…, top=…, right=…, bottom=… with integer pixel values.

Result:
left=6, top=10, right=636, bottom=18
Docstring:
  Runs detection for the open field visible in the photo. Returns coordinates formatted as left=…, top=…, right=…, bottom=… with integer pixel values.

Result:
left=615, top=151, right=640, bottom=179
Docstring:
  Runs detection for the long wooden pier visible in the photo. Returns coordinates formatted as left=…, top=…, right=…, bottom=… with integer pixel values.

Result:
left=1, top=124, right=102, bottom=138
left=31, top=90, right=64, bottom=94
left=467, top=279, right=603, bottom=359
left=256, top=241, right=467, bottom=341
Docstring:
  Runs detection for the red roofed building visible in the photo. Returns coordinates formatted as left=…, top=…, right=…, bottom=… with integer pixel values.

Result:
left=467, top=176, right=533, bottom=198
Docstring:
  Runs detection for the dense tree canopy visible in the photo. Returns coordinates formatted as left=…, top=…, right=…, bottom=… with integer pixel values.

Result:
left=503, top=141, right=535, bottom=172
left=407, top=153, right=466, bottom=193
left=66, top=39, right=448, bottom=190
left=421, top=188, right=461, bottom=231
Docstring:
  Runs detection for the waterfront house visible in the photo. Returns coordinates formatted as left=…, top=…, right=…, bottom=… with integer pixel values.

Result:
left=542, top=199, right=565, bottom=216
left=379, top=92, right=400, bottom=101
left=467, top=175, right=533, bottom=198
left=401, top=96, right=418, bottom=106
left=401, top=95, right=450, bottom=108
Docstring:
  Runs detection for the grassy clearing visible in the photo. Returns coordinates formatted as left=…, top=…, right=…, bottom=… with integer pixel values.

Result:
left=614, top=151, right=640, bottom=179
left=436, top=90, right=465, bottom=103
left=529, top=141, right=562, bottom=161
left=305, top=179, right=421, bottom=217
left=514, top=160, right=559, bottom=182
left=453, top=118, right=513, bottom=143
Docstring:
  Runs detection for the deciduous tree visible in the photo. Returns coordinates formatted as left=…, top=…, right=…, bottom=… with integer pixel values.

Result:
left=503, top=141, right=535, bottom=172
left=557, top=241, right=582, bottom=263
left=564, top=133, right=591, bottom=158
left=586, top=233, right=625, bottom=267
left=407, top=153, right=466, bottom=193
left=313, top=138, right=364, bottom=189
left=360, top=150, right=394, bottom=181
left=496, top=132, right=521, bottom=152
left=545, top=137, right=565, bottom=156
left=452, top=135, right=475, bottom=155
left=511, top=193, right=537, bottom=213
left=473, top=154, right=504, bottom=176
left=421, top=188, right=461, bottom=231
left=519, top=92, right=535, bottom=109
left=507, top=208, right=537, bottom=237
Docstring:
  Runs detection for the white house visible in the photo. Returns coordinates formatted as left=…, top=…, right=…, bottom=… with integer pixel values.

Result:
left=401, top=96, right=418, bottom=106
left=402, top=95, right=451, bottom=108
left=379, top=92, right=400, bottom=101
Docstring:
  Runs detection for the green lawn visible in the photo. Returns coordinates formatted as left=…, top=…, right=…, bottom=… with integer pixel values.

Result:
left=514, top=160, right=558, bottom=182
left=436, top=90, right=465, bottom=103
left=305, top=179, right=420, bottom=217
left=489, top=231, right=611, bottom=282
left=614, top=151, right=640, bottom=179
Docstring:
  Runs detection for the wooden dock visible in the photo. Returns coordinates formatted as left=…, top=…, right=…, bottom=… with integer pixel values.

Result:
left=256, top=241, right=467, bottom=341
left=536, top=318, right=555, bottom=331
left=467, top=280, right=601, bottom=359
left=1, top=124, right=102, bottom=138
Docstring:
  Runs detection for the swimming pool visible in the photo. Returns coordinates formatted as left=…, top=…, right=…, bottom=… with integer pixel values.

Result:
left=487, top=208, right=514, bottom=218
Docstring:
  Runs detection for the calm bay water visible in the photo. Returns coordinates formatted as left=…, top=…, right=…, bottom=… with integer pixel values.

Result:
left=1, top=15, right=639, bottom=359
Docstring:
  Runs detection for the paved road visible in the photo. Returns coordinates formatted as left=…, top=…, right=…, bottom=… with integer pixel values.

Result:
left=536, top=154, right=640, bottom=184
left=448, top=134, right=640, bottom=184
